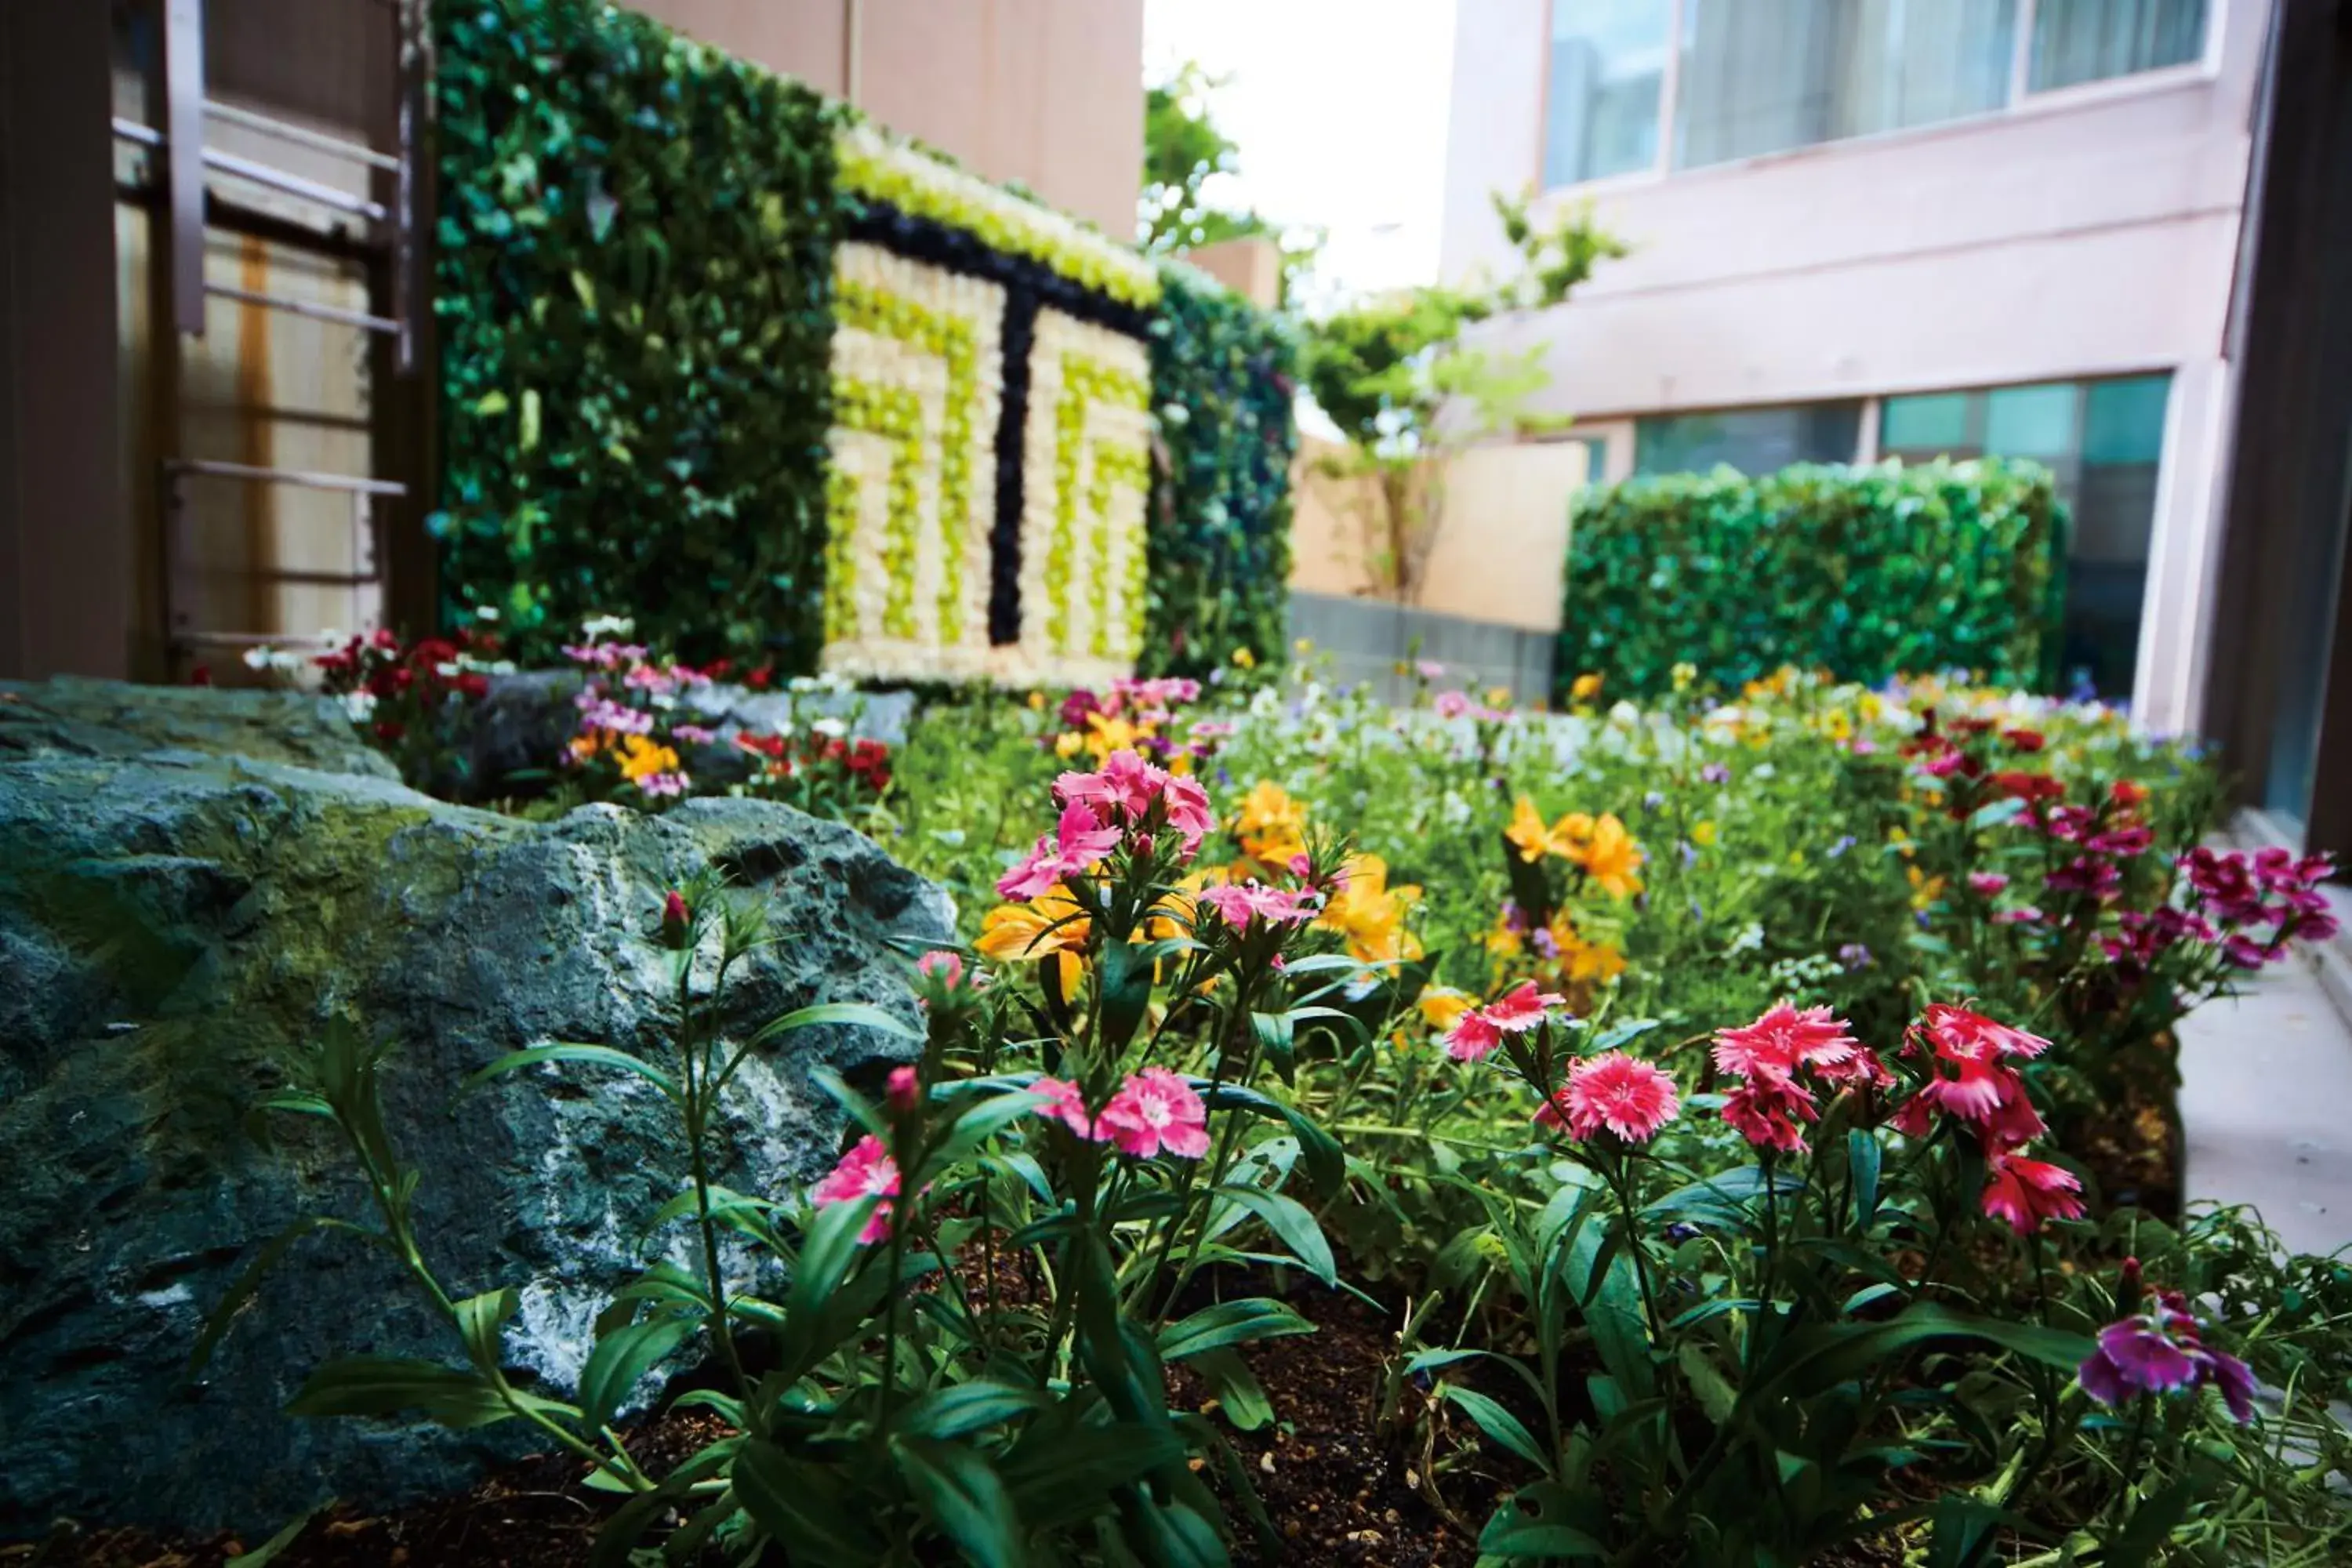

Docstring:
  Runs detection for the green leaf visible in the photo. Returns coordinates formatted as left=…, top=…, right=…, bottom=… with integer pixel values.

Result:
left=1202, top=1083, right=1342, bottom=1199
left=898, top=1377, right=1053, bottom=1439
left=732, top=1439, right=884, bottom=1563
left=577, top=1312, right=695, bottom=1433
left=1123, top=1497, right=1231, bottom=1568
left=452, top=1287, right=518, bottom=1369
left=1001, top=1422, right=1185, bottom=1530
left=1158, top=1298, right=1316, bottom=1362
left=1189, top=1348, right=1274, bottom=1431
left=1477, top=1483, right=1606, bottom=1558
left=894, top=1436, right=1025, bottom=1568
left=1249, top=1009, right=1295, bottom=1084
left=1098, top=938, right=1156, bottom=1054
left=284, top=1356, right=514, bottom=1428
left=2106, top=1474, right=2198, bottom=1568
left=1848, top=1128, right=1882, bottom=1229
left=458, top=1042, right=679, bottom=1103
left=225, top=1504, right=328, bottom=1566
left=1441, top=1385, right=1551, bottom=1473
left=1209, top=1186, right=1335, bottom=1287
left=190, top=1214, right=376, bottom=1377
left=745, top=1000, right=922, bottom=1051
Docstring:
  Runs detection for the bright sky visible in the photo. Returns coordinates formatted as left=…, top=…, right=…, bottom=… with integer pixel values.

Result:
left=1143, top=0, right=1459, bottom=316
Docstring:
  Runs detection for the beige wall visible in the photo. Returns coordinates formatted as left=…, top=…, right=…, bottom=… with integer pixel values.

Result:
left=632, top=0, right=1145, bottom=237
left=1290, top=436, right=1591, bottom=631
left=1439, top=0, right=2267, bottom=731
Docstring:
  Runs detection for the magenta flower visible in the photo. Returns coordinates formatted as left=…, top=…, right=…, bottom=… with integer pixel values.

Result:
left=1966, top=871, right=2009, bottom=897
left=1991, top=904, right=2044, bottom=926
left=997, top=801, right=1125, bottom=901
left=1433, top=691, right=1473, bottom=720
left=811, top=1135, right=901, bottom=1243
left=1537, top=1052, right=1681, bottom=1144
left=1445, top=1011, right=1503, bottom=1062
left=1099, top=1068, right=1210, bottom=1159
left=916, top=949, right=966, bottom=989
left=1198, top=880, right=1318, bottom=931
left=1722, top=1080, right=1815, bottom=1153
left=2078, top=1290, right=2256, bottom=1422
left=886, top=1065, right=921, bottom=1114
left=1030, top=1076, right=1106, bottom=1142
left=1711, top=1001, right=1866, bottom=1088
left=1979, top=1150, right=2084, bottom=1234
left=1483, top=980, right=1567, bottom=1033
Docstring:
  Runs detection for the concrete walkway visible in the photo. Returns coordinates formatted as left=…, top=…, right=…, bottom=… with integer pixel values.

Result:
left=2180, top=955, right=2352, bottom=1258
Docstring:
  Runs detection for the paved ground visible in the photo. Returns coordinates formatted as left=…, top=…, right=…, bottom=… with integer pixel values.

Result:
left=2180, top=955, right=2352, bottom=1258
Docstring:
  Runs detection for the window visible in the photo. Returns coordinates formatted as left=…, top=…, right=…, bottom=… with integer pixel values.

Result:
left=1544, top=0, right=1674, bottom=187
left=1880, top=373, right=2172, bottom=699
left=2031, top=0, right=2209, bottom=91
left=1634, top=401, right=1864, bottom=475
left=1676, top=0, right=2017, bottom=171
left=1541, top=0, right=2209, bottom=188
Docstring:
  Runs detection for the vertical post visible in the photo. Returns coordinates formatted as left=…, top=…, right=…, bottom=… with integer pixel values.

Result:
left=165, top=0, right=207, bottom=336
left=2009, top=0, right=2040, bottom=106
left=1657, top=0, right=1686, bottom=175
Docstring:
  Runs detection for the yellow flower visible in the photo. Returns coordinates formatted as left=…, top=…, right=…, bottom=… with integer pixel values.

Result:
left=1486, top=685, right=1514, bottom=710
left=616, top=734, right=681, bottom=783
left=1505, top=796, right=1595, bottom=864
left=1232, top=645, right=1257, bottom=670
left=1233, top=779, right=1308, bottom=865
left=1293, top=637, right=1313, bottom=655
left=1691, top=819, right=1717, bottom=847
left=1054, top=730, right=1084, bottom=758
left=1671, top=662, right=1697, bottom=693
left=1576, top=813, right=1645, bottom=899
left=1567, top=937, right=1626, bottom=985
left=1027, top=691, right=1047, bottom=711
left=1315, top=853, right=1423, bottom=964
left=1570, top=672, right=1603, bottom=702
left=1082, top=710, right=1145, bottom=761
left=977, top=885, right=1092, bottom=962
left=1907, top=865, right=1946, bottom=910
left=1417, top=986, right=1474, bottom=1034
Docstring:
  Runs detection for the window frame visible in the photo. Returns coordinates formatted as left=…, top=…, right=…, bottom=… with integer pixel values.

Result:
left=1534, top=0, right=2225, bottom=196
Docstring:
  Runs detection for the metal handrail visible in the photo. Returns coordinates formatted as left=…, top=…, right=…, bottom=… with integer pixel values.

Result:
left=111, top=118, right=386, bottom=223
left=165, top=458, right=408, bottom=497
left=203, top=100, right=400, bottom=172
left=204, top=281, right=400, bottom=335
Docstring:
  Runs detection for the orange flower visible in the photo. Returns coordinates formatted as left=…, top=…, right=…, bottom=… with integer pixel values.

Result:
left=1575, top=814, right=1644, bottom=899
left=1506, top=796, right=1594, bottom=864
left=1315, top=853, right=1422, bottom=964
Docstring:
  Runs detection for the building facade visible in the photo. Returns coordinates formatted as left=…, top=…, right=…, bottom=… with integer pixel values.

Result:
left=1442, top=0, right=2261, bottom=736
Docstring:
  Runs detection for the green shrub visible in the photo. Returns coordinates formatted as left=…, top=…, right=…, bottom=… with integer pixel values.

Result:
left=1142, top=263, right=1298, bottom=677
left=1557, top=459, right=2068, bottom=700
left=431, top=0, right=842, bottom=667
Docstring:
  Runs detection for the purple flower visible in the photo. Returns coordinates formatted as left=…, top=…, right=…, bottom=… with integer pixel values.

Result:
left=1700, top=763, right=1730, bottom=785
left=2078, top=1290, right=2256, bottom=1423
left=1838, top=942, right=1872, bottom=970
left=1827, top=835, right=1856, bottom=859
left=1642, top=790, right=1665, bottom=812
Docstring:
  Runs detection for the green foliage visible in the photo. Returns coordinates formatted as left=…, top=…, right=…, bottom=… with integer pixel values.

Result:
left=430, top=0, right=843, bottom=667
left=1559, top=458, right=2070, bottom=701
left=1138, top=62, right=1320, bottom=307
left=1142, top=264, right=1299, bottom=677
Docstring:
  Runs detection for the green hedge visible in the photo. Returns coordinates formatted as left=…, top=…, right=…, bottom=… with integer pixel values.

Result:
left=1557, top=459, right=2068, bottom=700
left=432, top=0, right=842, bottom=667
left=1142, top=263, right=1298, bottom=677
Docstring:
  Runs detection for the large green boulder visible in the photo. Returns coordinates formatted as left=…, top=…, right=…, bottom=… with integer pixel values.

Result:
left=0, top=680, right=947, bottom=1535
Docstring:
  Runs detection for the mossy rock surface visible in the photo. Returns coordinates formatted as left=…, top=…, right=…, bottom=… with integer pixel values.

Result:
left=0, top=681, right=947, bottom=1535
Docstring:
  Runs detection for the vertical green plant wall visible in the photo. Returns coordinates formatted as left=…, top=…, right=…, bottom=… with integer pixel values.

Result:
left=1557, top=459, right=2069, bottom=700
left=1142, top=263, right=1298, bottom=677
left=432, top=0, right=842, bottom=667
left=432, top=0, right=1297, bottom=684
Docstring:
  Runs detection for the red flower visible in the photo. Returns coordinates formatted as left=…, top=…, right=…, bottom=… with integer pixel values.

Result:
left=1980, top=1151, right=2084, bottom=1235
left=1900, top=1004, right=2047, bottom=1134
left=1537, top=1052, right=1681, bottom=1144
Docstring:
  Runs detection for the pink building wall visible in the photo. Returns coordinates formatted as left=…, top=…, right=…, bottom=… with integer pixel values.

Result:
left=1441, top=0, right=2268, bottom=734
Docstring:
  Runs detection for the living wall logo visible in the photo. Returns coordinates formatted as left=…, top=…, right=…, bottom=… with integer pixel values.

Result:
left=826, top=124, right=1159, bottom=688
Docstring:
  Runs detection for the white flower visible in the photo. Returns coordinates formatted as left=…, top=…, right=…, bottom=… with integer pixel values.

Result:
left=1606, top=700, right=1642, bottom=730
left=580, top=613, right=635, bottom=640
left=341, top=691, right=378, bottom=723
left=811, top=716, right=848, bottom=739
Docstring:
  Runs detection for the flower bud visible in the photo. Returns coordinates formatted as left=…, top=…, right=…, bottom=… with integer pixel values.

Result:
left=915, top=949, right=965, bottom=990
left=659, top=889, right=691, bottom=949
left=2117, top=1255, right=2143, bottom=1311
left=887, top=1065, right=920, bottom=1114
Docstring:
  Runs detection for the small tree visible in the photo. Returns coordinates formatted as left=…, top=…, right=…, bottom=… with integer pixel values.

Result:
left=1299, top=193, right=1624, bottom=601
left=1139, top=61, right=1321, bottom=307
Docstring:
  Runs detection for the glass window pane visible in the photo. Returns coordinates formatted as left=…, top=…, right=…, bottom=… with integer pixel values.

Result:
left=1544, top=0, right=1672, bottom=187
left=1983, top=382, right=2080, bottom=458
left=1675, top=0, right=2015, bottom=171
left=1634, top=401, right=1864, bottom=475
left=1882, top=391, right=1973, bottom=452
left=2030, top=0, right=2206, bottom=93
left=2082, top=375, right=2170, bottom=463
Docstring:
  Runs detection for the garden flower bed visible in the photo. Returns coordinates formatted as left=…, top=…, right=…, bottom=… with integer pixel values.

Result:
left=30, top=641, right=2352, bottom=1566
